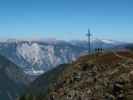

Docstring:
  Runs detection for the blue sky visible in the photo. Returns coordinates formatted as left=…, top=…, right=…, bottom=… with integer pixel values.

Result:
left=0, top=0, right=133, bottom=42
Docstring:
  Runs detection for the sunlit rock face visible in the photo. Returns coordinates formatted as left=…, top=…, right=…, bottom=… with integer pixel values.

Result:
left=16, top=42, right=84, bottom=75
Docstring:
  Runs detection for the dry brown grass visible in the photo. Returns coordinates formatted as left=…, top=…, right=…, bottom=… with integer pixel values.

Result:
left=76, top=51, right=133, bottom=65
left=117, top=51, right=133, bottom=58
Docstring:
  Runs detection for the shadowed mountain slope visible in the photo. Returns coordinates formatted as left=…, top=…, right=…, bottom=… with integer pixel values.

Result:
left=0, top=54, right=29, bottom=100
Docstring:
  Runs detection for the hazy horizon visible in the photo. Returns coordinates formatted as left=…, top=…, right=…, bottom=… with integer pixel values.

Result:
left=0, top=37, right=130, bottom=44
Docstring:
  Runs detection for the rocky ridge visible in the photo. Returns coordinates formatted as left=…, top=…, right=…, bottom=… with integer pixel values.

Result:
left=46, top=51, right=133, bottom=100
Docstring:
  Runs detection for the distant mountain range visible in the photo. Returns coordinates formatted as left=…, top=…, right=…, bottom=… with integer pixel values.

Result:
left=0, top=39, right=126, bottom=76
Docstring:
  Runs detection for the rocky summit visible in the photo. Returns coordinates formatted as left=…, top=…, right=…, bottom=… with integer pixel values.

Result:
left=19, top=51, right=133, bottom=100
left=43, top=51, right=133, bottom=100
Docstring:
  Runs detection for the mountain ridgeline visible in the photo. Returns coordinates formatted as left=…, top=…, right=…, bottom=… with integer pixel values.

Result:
left=18, top=51, right=133, bottom=100
left=0, top=39, right=123, bottom=76
left=0, top=40, right=87, bottom=76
